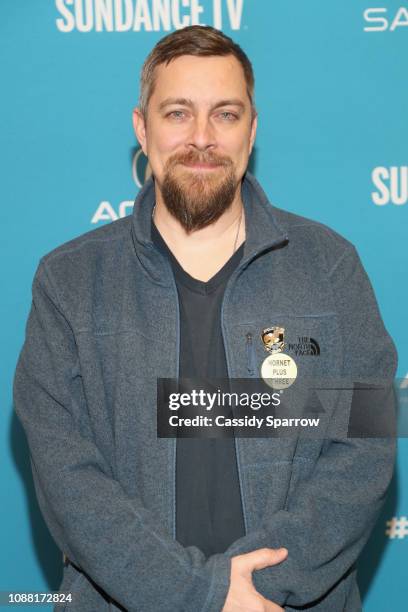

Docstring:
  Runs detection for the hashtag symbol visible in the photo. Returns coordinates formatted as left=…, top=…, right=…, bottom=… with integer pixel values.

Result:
left=385, top=516, right=408, bottom=539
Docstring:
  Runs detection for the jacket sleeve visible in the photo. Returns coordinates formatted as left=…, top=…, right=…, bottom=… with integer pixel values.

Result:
left=13, top=260, right=231, bottom=612
left=223, top=243, right=398, bottom=608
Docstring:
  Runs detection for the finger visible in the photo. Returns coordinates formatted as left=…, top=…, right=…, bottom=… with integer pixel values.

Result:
left=242, top=547, right=288, bottom=572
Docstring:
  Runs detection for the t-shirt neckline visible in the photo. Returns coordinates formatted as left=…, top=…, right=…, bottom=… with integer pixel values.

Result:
left=151, top=219, right=245, bottom=295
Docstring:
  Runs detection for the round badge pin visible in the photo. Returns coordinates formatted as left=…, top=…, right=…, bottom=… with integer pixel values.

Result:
left=260, top=326, right=297, bottom=389
left=260, top=352, right=297, bottom=389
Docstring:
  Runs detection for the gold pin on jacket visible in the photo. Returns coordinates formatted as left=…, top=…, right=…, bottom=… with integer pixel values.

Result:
left=261, top=326, right=285, bottom=354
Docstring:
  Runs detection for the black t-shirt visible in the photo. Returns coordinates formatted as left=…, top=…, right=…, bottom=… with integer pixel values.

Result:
left=151, top=219, right=246, bottom=557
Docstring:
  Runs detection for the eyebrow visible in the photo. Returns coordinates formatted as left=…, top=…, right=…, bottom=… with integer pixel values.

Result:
left=157, top=97, right=246, bottom=112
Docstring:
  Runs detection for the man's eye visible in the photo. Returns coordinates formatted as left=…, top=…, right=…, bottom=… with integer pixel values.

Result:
left=167, top=110, right=185, bottom=119
left=219, top=111, right=238, bottom=121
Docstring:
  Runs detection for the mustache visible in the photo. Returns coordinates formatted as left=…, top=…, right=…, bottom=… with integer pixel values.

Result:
left=165, top=150, right=233, bottom=168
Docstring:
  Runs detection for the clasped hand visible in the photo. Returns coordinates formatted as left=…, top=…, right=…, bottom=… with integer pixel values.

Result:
left=222, top=547, right=288, bottom=612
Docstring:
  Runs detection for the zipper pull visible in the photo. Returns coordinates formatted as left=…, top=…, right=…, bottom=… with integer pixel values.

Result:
left=245, top=332, right=256, bottom=377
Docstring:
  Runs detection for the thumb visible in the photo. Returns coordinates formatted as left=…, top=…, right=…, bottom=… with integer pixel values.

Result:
left=244, top=547, right=288, bottom=572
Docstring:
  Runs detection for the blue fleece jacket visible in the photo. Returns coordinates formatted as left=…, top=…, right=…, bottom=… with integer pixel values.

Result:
left=13, top=172, right=397, bottom=611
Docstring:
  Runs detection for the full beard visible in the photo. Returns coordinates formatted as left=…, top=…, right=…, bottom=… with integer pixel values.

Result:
left=160, top=151, right=237, bottom=232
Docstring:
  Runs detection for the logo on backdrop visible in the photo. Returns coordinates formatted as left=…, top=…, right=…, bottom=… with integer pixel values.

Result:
left=363, top=7, right=408, bottom=31
left=371, top=167, right=408, bottom=205
left=56, top=0, right=245, bottom=32
left=91, top=148, right=149, bottom=224
left=385, top=516, right=408, bottom=539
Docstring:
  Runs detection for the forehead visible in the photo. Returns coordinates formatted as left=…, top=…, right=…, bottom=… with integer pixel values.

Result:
left=150, top=54, right=249, bottom=105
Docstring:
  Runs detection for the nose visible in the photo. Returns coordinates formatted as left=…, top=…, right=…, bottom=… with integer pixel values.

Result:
left=187, top=114, right=216, bottom=152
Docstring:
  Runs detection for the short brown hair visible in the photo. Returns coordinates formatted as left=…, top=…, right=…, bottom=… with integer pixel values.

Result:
left=138, top=25, right=256, bottom=121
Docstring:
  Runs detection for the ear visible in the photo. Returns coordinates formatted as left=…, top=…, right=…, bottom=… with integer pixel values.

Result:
left=132, top=107, right=147, bottom=156
left=249, top=112, right=258, bottom=156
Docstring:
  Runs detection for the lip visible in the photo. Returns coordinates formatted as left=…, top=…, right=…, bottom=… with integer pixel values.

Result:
left=181, top=162, right=221, bottom=169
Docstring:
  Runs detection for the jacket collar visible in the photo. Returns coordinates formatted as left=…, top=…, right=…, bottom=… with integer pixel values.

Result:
left=130, top=170, right=289, bottom=285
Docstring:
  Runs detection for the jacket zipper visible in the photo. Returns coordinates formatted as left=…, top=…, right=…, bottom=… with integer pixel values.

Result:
left=151, top=247, right=180, bottom=540
left=171, top=270, right=180, bottom=540
left=220, top=239, right=287, bottom=535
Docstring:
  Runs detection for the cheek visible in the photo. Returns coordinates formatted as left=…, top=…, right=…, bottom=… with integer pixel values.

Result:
left=223, top=126, right=252, bottom=155
left=227, top=144, right=251, bottom=169
left=145, top=131, right=179, bottom=171
left=146, top=130, right=187, bottom=179
left=152, top=125, right=187, bottom=153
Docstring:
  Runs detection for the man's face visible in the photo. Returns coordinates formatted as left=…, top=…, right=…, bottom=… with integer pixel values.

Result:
left=133, top=54, right=257, bottom=231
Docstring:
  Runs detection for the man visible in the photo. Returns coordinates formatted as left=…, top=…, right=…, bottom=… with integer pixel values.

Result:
left=13, top=25, right=397, bottom=612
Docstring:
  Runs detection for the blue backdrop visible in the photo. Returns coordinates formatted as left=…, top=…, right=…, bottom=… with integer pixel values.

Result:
left=1, top=1, right=407, bottom=609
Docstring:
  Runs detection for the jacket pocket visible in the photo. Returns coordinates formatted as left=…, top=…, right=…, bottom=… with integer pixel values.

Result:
left=243, top=461, right=294, bottom=529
